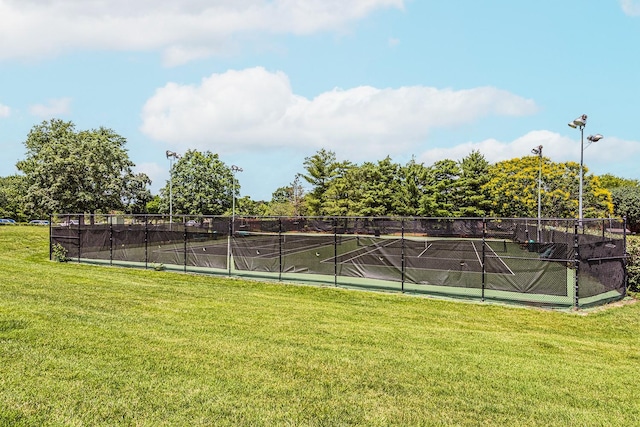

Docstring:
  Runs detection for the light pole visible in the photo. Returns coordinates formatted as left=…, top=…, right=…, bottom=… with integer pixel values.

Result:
left=166, top=150, right=180, bottom=226
left=567, top=115, right=603, bottom=224
left=567, top=115, right=587, bottom=224
left=231, top=165, right=243, bottom=234
left=531, top=145, right=543, bottom=241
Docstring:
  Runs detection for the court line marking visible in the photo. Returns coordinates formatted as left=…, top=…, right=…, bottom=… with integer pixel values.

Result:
left=482, top=241, right=515, bottom=275
left=418, top=243, right=432, bottom=257
left=340, top=239, right=397, bottom=264
left=471, top=241, right=482, bottom=265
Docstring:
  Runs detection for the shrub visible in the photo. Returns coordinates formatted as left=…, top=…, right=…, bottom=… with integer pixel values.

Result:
left=52, top=243, right=68, bottom=262
left=626, top=235, right=640, bottom=293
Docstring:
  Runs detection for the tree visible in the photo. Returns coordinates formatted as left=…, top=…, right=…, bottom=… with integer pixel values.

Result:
left=265, top=175, right=307, bottom=216
left=456, top=151, right=491, bottom=217
left=322, top=166, right=363, bottom=216
left=300, top=149, right=351, bottom=215
left=611, top=186, right=640, bottom=232
left=234, top=196, right=269, bottom=216
left=320, top=158, right=405, bottom=216
left=159, top=149, right=234, bottom=216
left=0, top=175, right=28, bottom=221
left=16, top=119, right=140, bottom=217
left=362, top=157, right=410, bottom=216
left=123, top=173, right=152, bottom=214
left=484, top=156, right=612, bottom=219
left=146, top=195, right=161, bottom=214
left=598, top=173, right=640, bottom=190
left=267, top=186, right=296, bottom=216
left=400, top=157, right=430, bottom=216
left=418, top=159, right=461, bottom=217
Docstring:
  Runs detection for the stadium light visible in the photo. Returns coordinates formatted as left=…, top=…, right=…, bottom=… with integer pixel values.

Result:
left=231, top=165, right=243, bottom=234
left=166, top=150, right=180, bottom=226
left=567, top=114, right=601, bottom=225
left=567, top=114, right=587, bottom=129
left=531, top=145, right=543, bottom=241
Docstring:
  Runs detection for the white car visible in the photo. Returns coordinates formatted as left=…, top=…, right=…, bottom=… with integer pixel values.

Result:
left=29, top=220, right=50, bottom=226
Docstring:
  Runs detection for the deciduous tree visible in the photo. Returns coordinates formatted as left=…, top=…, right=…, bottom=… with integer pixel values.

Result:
left=611, top=186, right=640, bottom=232
left=0, top=175, right=28, bottom=221
left=485, top=156, right=612, bottom=219
left=17, top=119, right=140, bottom=218
left=159, top=149, right=234, bottom=216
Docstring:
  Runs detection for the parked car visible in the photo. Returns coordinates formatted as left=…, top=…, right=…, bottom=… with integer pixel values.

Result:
left=0, top=218, right=16, bottom=225
left=29, top=220, right=50, bottom=226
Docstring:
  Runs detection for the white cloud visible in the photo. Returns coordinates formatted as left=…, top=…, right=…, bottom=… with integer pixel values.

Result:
left=140, top=67, right=537, bottom=160
left=0, top=102, right=10, bottom=118
left=417, top=130, right=640, bottom=178
left=29, top=98, right=72, bottom=118
left=0, top=0, right=405, bottom=65
left=621, top=0, right=640, bottom=16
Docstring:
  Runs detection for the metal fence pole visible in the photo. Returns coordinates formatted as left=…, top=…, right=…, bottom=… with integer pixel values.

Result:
left=227, top=216, right=232, bottom=276
left=49, top=213, right=52, bottom=261
left=144, top=215, right=148, bottom=269
left=333, top=217, right=338, bottom=287
left=278, top=217, right=283, bottom=282
left=77, top=215, right=81, bottom=263
left=623, top=216, right=628, bottom=295
left=482, top=217, right=486, bottom=302
left=184, top=219, right=188, bottom=273
left=401, top=218, right=405, bottom=293
left=574, top=221, right=580, bottom=310
left=109, top=216, right=113, bottom=266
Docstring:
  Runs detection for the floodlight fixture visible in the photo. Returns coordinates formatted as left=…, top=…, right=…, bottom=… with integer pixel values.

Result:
left=587, top=134, right=603, bottom=143
left=568, top=114, right=603, bottom=225
left=531, top=145, right=543, bottom=156
left=568, top=114, right=587, bottom=129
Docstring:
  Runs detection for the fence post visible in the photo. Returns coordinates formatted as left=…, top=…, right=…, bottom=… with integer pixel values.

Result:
left=278, top=217, right=283, bottom=282
left=573, top=221, right=580, bottom=310
left=144, top=215, right=148, bottom=269
left=333, top=217, right=338, bottom=287
left=77, top=215, right=81, bottom=263
left=227, top=216, right=232, bottom=276
left=49, top=213, right=53, bottom=261
left=401, top=218, right=405, bottom=293
left=623, top=216, right=628, bottom=296
left=184, top=219, right=188, bottom=273
left=109, top=216, right=113, bottom=266
left=482, top=217, right=486, bottom=302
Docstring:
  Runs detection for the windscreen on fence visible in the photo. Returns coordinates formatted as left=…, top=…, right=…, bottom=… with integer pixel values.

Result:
left=50, top=215, right=628, bottom=309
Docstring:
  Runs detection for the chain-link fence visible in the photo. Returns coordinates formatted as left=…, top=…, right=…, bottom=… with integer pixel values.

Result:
left=50, top=214, right=628, bottom=309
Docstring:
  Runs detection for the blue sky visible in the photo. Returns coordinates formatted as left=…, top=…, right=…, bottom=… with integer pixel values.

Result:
left=1, top=0, right=639, bottom=201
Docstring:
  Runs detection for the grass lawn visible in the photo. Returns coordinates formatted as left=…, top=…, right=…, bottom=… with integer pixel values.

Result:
left=1, top=226, right=639, bottom=426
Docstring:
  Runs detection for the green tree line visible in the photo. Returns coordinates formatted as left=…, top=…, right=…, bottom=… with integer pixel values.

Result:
left=2, top=120, right=640, bottom=230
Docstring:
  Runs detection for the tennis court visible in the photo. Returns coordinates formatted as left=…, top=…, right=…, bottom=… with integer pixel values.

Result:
left=51, top=215, right=628, bottom=309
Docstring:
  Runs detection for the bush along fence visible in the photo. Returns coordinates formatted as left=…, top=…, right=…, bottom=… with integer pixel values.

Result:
left=50, top=214, right=628, bottom=309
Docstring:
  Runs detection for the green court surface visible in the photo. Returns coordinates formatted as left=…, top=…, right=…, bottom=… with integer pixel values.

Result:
left=75, top=232, right=617, bottom=309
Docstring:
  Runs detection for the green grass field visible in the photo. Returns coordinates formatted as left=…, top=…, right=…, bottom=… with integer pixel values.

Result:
left=1, top=226, right=639, bottom=426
